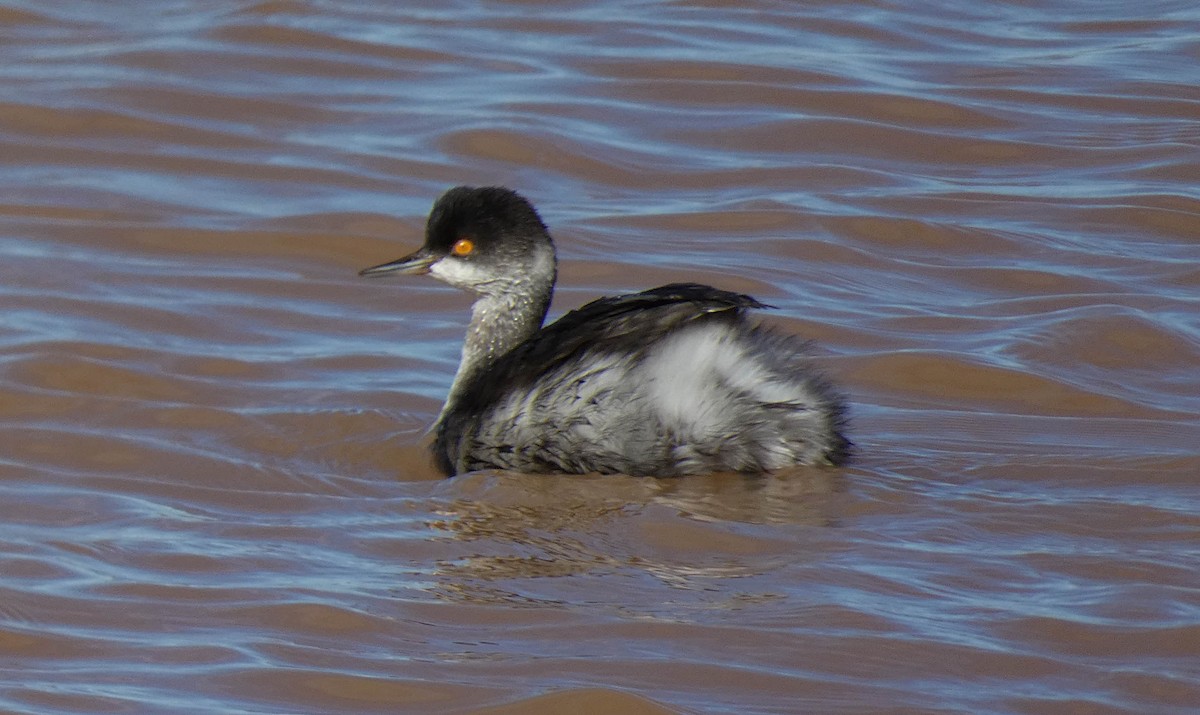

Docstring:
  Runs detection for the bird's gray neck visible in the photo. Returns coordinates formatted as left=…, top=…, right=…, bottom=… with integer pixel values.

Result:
left=439, top=270, right=554, bottom=424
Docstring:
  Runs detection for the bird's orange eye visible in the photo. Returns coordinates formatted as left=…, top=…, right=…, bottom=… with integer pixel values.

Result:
left=451, top=238, right=474, bottom=257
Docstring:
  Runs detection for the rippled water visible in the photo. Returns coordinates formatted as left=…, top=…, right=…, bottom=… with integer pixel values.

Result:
left=2, top=1, right=1198, bottom=713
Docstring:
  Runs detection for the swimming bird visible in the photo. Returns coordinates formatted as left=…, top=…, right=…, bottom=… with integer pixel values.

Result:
left=360, top=186, right=850, bottom=476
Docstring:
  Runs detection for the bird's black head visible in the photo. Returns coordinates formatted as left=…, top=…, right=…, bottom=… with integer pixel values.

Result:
left=425, top=186, right=550, bottom=257
left=360, top=186, right=557, bottom=296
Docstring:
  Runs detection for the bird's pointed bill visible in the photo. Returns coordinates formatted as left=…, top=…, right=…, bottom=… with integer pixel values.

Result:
left=359, top=249, right=438, bottom=277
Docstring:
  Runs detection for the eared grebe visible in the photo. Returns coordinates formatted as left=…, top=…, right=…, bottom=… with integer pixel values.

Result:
left=360, top=186, right=850, bottom=476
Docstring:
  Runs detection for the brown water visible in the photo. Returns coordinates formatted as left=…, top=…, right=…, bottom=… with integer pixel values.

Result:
left=2, top=2, right=1198, bottom=713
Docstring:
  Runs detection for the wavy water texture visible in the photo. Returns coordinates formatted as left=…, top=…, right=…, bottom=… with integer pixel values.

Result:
left=1, top=1, right=1198, bottom=714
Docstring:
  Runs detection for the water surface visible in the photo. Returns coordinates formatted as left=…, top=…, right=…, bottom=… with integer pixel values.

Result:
left=2, top=1, right=1199, bottom=713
